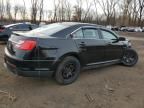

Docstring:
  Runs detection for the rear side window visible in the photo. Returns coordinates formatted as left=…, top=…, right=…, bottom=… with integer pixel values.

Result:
left=83, top=28, right=100, bottom=39
left=73, top=29, right=83, bottom=38
left=73, top=28, right=100, bottom=39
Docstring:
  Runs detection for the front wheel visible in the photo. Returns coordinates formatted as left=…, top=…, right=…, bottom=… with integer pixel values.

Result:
left=55, top=56, right=80, bottom=85
left=121, top=49, right=138, bottom=66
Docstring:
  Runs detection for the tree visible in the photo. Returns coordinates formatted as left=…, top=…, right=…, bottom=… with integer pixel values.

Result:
left=118, top=0, right=133, bottom=25
left=19, top=6, right=26, bottom=20
left=93, top=0, right=100, bottom=23
left=73, top=0, right=83, bottom=21
left=44, top=10, right=52, bottom=21
left=53, top=0, right=60, bottom=22
left=0, top=0, right=5, bottom=20
left=31, top=0, right=39, bottom=23
left=97, top=0, right=119, bottom=25
left=64, top=0, right=72, bottom=21
left=22, top=0, right=27, bottom=20
left=39, top=0, right=44, bottom=23
left=14, top=5, right=19, bottom=20
left=129, top=0, right=138, bottom=25
left=6, top=0, right=12, bottom=21
left=57, top=0, right=65, bottom=21
left=138, top=0, right=144, bottom=27
left=83, top=0, right=93, bottom=21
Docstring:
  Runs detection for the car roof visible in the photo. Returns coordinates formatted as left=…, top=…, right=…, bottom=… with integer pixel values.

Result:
left=23, top=22, right=111, bottom=38
left=51, top=22, right=104, bottom=38
left=56, top=22, right=101, bottom=27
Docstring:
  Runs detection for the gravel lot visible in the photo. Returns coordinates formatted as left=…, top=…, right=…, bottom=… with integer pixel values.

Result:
left=0, top=32, right=144, bottom=108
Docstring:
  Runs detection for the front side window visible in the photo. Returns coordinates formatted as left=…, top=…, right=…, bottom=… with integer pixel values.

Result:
left=83, top=28, right=100, bottom=39
left=101, top=30, right=117, bottom=40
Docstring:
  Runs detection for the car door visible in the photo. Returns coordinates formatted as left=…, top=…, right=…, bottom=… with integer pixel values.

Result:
left=100, top=29, right=124, bottom=61
left=73, top=27, right=105, bottom=65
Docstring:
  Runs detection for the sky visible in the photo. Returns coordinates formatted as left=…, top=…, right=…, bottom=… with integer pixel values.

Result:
left=11, top=0, right=54, bottom=10
left=11, top=0, right=84, bottom=10
left=10, top=0, right=101, bottom=12
left=9, top=0, right=103, bottom=20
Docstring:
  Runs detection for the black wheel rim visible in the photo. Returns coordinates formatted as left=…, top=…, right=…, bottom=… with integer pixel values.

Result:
left=123, top=51, right=137, bottom=65
left=62, top=62, right=76, bottom=79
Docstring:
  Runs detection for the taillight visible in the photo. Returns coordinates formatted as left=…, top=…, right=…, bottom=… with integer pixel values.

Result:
left=15, top=40, right=36, bottom=51
left=0, top=28, right=4, bottom=32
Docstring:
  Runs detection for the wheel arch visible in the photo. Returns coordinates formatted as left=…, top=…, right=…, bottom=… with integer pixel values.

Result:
left=52, top=52, right=83, bottom=76
left=58, top=52, right=83, bottom=66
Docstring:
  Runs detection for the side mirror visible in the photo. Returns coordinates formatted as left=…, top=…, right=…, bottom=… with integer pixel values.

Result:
left=119, top=37, right=126, bottom=41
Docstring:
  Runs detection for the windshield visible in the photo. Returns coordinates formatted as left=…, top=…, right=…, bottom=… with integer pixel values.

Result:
left=27, top=23, right=69, bottom=36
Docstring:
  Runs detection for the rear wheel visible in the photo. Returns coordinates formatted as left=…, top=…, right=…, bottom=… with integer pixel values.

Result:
left=121, top=49, right=138, bottom=66
left=55, top=56, right=80, bottom=85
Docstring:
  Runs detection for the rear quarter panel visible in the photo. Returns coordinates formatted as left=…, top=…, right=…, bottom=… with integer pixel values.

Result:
left=38, top=38, right=79, bottom=63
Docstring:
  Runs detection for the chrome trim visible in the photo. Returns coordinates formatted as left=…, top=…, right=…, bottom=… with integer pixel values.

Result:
left=72, top=27, right=83, bottom=35
left=87, top=59, right=120, bottom=66
left=35, top=68, right=50, bottom=71
left=66, top=27, right=82, bottom=39
left=66, top=26, right=100, bottom=39
left=17, top=60, right=54, bottom=62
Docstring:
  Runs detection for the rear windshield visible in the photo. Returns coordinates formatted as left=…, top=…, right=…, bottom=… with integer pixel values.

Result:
left=27, top=23, right=69, bottom=36
left=4, top=24, right=19, bottom=28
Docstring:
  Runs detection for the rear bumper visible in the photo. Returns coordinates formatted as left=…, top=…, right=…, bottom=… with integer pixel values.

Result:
left=4, top=53, right=55, bottom=77
left=0, top=34, right=9, bottom=41
left=4, top=62, right=54, bottom=77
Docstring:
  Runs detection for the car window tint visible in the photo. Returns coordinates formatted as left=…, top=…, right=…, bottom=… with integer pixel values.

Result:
left=73, top=29, right=83, bottom=38
left=27, top=23, right=68, bottom=36
left=13, top=24, right=30, bottom=30
left=101, top=30, right=117, bottom=40
left=31, top=24, right=39, bottom=29
left=83, top=29, right=99, bottom=39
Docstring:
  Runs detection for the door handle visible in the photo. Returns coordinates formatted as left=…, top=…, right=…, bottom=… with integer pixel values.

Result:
left=107, top=42, right=112, bottom=45
left=79, top=42, right=87, bottom=51
left=79, top=42, right=86, bottom=47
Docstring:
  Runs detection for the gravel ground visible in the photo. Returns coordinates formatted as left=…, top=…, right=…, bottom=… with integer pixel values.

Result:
left=0, top=32, right=144, bottom=108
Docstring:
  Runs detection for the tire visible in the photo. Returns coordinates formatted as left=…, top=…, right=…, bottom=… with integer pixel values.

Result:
left=121, top=49, right=138, bottom=66
left=55, top=56, right=80, bottom=85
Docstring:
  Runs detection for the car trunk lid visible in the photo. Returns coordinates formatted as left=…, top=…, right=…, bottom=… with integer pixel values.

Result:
left=7, top=33, right=38, bottom=60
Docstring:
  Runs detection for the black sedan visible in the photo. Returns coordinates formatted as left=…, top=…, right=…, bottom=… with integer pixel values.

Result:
left=4, top=22, right=138, bottom=85
left=0, top=23, right=39, bottom=41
